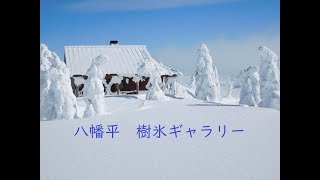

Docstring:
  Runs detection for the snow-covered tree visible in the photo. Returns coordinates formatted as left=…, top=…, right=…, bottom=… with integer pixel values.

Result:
left=213, top=66, right=221, bottom=93
left=83, top=103, right=95, bottom=118
left=233, top=74, right=242, bottom=88
left=137, top=62, right=166, bottom=100
left=83, top=54, right=109, bottom=117
left=40, top=44, right=52, bottom=120
left=258, top=46, right=280, bottom=110
left=194, top=44, right=220, bottom=102
left=239, top=66, right=261, bottom=107
left=40, top=44, right=78, bottom=120
left=189, top=75, right=197, bottom=90
left=225, top=76, right=235, bottom=98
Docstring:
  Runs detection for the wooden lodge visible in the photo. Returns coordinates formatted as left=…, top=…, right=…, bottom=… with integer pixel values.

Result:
left=64, top=41, right=181, bottom=96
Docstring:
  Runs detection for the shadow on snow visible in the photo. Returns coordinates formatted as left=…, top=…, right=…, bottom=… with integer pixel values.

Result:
left=105, top=95, right=138, bottom=99
left=188, top=102, right=244, bottom=107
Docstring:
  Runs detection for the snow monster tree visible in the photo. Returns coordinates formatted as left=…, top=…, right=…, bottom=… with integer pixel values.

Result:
left=258, top=46, right=280, bottom=110
left=194, top=44, right=220, bottom=102
left=137, top=61, right=166, bottom=100
left=83, top=54, right=109, bottom=117
left=40, top=44, right=78, bottom=120
left=239, top=66, right=261, bottom=107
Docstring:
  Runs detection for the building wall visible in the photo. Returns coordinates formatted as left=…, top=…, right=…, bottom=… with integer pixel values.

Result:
left=71, top=74, right=176, bottom=96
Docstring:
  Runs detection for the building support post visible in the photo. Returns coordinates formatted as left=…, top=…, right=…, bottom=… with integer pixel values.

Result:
left=116, top=83, right=120, bottom=95
left=136, top=82, right=139, bottom=94
left=75, top=85, right=80, bottom=97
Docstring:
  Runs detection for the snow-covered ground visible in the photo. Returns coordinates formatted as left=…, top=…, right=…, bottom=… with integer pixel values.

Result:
left=41, top=88, right=279, bottom=180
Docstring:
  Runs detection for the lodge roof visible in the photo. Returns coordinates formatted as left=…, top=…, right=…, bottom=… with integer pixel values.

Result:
left=64, top=45, right=180, bottom=77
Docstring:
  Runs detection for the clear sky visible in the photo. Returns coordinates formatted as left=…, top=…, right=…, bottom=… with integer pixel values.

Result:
left=40, top=0, right=280, bottom=76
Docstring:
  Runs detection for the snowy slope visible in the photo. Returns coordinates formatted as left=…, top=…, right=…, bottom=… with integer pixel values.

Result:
left=41, top=94, right=279, bottom=180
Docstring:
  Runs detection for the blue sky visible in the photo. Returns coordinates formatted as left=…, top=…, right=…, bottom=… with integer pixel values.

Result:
left=40, top=0, right=280, bottom=76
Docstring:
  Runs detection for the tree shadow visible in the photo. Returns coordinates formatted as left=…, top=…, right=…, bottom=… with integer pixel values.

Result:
left=188, top=102, right=244, bottom=107
left=105, top=95, right=138, bottom=99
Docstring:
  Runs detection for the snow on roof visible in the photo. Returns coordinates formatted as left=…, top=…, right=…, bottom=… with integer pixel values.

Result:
left=64, top=45, right=180, bottom=77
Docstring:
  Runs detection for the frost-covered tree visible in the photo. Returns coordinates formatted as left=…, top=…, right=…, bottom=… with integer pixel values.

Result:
left=213, top=67, right=221, bottom=93
left=83, top=103, right=95, bottom=118
left=47, top=52, right=78, bottom=120
left=258, top=46, right=280, bottom=110
left=40, top=44, right=52, bottom=120
left=239, top=66, right=261, bottom=107
left=83, top=54, right=109, bottom=117
left=194, top=44, right=220, bottom=102
left=40, top=44, right=78, bottom=120
left=225, top=76, right=235, bottom=98
left=137, top=62, right=166, bottom=100
left=233, top=74, right=242, bottom=88
left=189, top=75, right=197, bottom=90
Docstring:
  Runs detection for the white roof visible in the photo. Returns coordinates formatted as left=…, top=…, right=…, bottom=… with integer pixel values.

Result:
left=64, top=45, right=180, bottom=77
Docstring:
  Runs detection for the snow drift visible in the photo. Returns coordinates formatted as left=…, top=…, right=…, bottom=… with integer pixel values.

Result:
left=41, top=96, right=279, bottom=180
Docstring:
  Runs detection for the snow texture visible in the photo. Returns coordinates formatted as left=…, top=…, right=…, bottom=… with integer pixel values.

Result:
left=174, top=82, right=189, bottom=98
left=40, top=44, right=78, bottom=121
left=137, top=62, right=166, bottom=100
left=83, top=54, right=109, bottom=115
left=239, top=66, right=261, bottom=107
left=194, top=44, right=220, bottom=102
left=41, top=95, right=279, bottom=180
left=258, top=46, right=280, bottom=110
